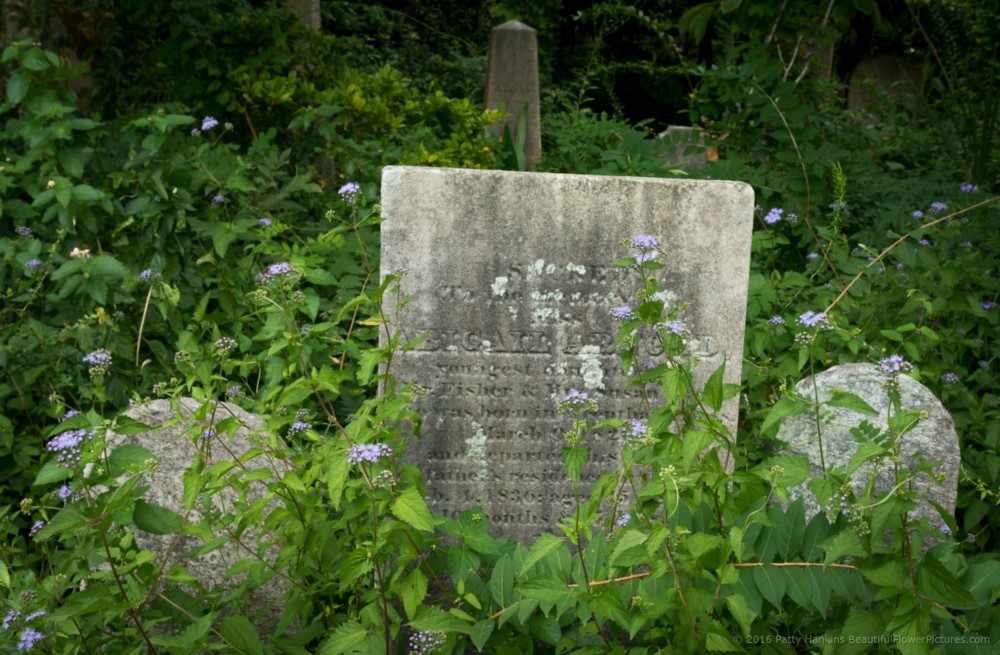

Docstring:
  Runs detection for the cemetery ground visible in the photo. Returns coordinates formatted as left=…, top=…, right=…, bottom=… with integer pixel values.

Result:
left=3, top=4, right=1000, bottom=654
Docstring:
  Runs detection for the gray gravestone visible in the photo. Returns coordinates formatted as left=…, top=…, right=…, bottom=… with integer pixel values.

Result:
left=777, top=363, right=959, bottom=534
left=381, top=166, right=754, bottom=541
left=103, top=398, right=291, bottom=636
left=484, top=20, right=541, bottom=170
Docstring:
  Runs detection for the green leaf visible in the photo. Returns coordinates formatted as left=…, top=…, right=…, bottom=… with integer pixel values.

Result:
left=919, top=555, right=977, bottom=608
left=761, top=393, right=811, bottom=434
left=826, top=391, right=878, bottom=415
left=752, top=564, right=786, bottom=609
left=218, top=616, right=263, bottom=655
left=90, top=255, right=129, bottom=281
left=519, top=533, right=566, bottom=576
left=720, top=0, right=743, bottom=11
left=34, top=507, right=87, bottom=541
left=319, top=621, right=369, bottom=654
left=964, top=560, right=1000, bottom=605
left=725, top=594, right=756, bottom=638
left=561, top=445, right=589, bottom=484
left=703, top=362, right=725, bottom=411
left=108, top=444, right=157, bottom=475
left=391, top=487, right=435, bottom=532
left=490, top=553, right=515, bottom=607
left=410, top=605, right=473, bottom=634
left=821, top=530, right=867, bottom=565
left=71, top=184, right=105, bottom=204
left=6, top=70, right=30, bottom=106
left=471, top=620, right=494, bottom=650
left=33, top=460, right=73, bottom=486
left=133, top=500, right=184, bottom=535
left=847, top=441, right=888, bottom=476
left=516, top=577, right=573, bottom=604
left=401, top=568, right=428, bottom=620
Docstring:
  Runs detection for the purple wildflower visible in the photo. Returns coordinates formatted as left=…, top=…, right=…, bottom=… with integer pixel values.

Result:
left=338, top=182, right=360, bottom=200
left=878, top=355, right=912, bottom=376
left=82, top=349, right=112, bottom=375
left=661, top=320, right=686, bottom=336
left=764, top=207, right=783, bottom=224
left=631, top=234, right=659, bottom=250
left=786, top=213, right=799, bottom=223
left=57, top=484, right=72, bottom=501
left=919, top=239, right=931, bottom=247
left=929, top=202, right=948, bottom=214
left=611, top=306, right=634, bottom=320
left=258, top=217, right=272, bottom=227
left=940, top=524, right=952, bottom=535
left=408, top=630, right=446, bottom=655
left=806, top=252, right=819, bottom=260
left=961, top=183, right=979, bottom=193
left=797, top=311, right=830, bottom=328
left=561, top=390, right=591, bottom=405
left=982, top=301, right=996, bottom=310
left=201, top=116, right=219, bottom=131
left=17, top=627, right=44, bottom=651
left=211, top=194, right=225, bottom=206
left=943, top=372, right=960, bottom=385
left=347, top=443, right=392, bottom=465
left=616, top=513, right=631, bottom=528
left=25, top=259, right=42, bottom=272
left=911, top=210, right=924, bottom=220
left=287, top=421, right=311, bottom=436
left=768, top=316, right=785, bottom=325
left=255, top=262, right=297, bottom=285
left=16, top=226, right=32, bottom=237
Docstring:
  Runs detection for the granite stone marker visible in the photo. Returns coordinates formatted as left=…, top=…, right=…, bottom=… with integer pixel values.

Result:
left=381, top=166, right=754, bottom=541
left=777, top=363, right=960, bottom=533
left=103, top=398, right=291, bottom=636
left=484, top=20, right=541, bottom=170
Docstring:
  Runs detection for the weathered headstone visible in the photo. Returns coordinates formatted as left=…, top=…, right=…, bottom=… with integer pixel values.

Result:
left=103, top=398, right=291, bottom=635
left=777, top=363, right=959, bottom=534
left=484, top=20, right=541, bottom=170
left=381, top=166, right=754, bottom=541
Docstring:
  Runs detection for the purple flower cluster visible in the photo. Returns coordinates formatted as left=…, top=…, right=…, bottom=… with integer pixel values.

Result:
left=961, top=183, right=979, bottom=193
left=16, top=226, right=32, bottom=237
left=982, top=301, right=997, bottom=310
left=24, top=259, right=42, bottom=273
left=616, top=513, right=631, bottom=528
left=347, top=443, right=392, bottom=465
left=225, top=385, right=243, bottom=398
left=797, top=310, right=830, bottom=329
left=764, top=207, right=783, bottom=224
left=624, top=419, right=646, bottom=448
left=806, top=252, right=819, bottom=260
left=408, top=630, right=446, bottom=655
left=287, top=421, right=311, bottom=437
left=17, top=627, right=44, bottom=651
left=47, top=427, right=95, bottom=467
left=138, top=268, right=154, bottom=281
left=943, top=372, right=960, bottom=385
left=561, top=390, right=591, bottom=406
left=211, top=194, right=225, bottom=206
left=83, top=349, right=112, bottom=375
left=768, top=316, right=785, bottom=325
left=57, top=484, right=73, bottom=501
left=258, top=216, right=273, bottom=227
left=338, top=182, right=361, bottom=200
left=878, top=355, right=912, bottom=376
left=660, top=320, right=686, bottom=337
left=611, top=305, right=634, bottom=320
left=201, top=116, right=219, bottom=131
left=929, top=201, right=948, bottom=214
left=912, top=210, right=924, bottom=220
left=631, top=234, right=659, bottom=250
left=255, top=262, right=298, bottom=285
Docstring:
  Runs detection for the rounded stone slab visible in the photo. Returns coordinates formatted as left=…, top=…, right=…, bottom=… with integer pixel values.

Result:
left=777, top=363, right=959, bottom=530
left=104, top=398, right=292, bottom=636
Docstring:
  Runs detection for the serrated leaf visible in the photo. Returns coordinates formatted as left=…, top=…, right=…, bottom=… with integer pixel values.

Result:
left=919, top=556, right=977, bottom=608
left=319, top=621, right=369, bottom=654
left=703, top=362, right=725, bottom=411
left=90, top=255, right=129, bottom=281
left=218, top=616, right=263, bottom=655
left=725, top=594, right=756, bottom=637
left=7, top=70, right=30, bottom=105
left=133, top=500, right=184, bottom=535
left=519, top=533, right=566, bottom=576
left=821, top=530, right=867, bottom=565
left=391, top=487, right=435, bottom=532
left=826, top=391, right=878, bottom=415
left=108, top=444, right=157, bottom=474
left=410, top=605, right=473, bottom=633
left=516, top=577, right=573, bottom=603
left=762, top=393, right=811, bottom=434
